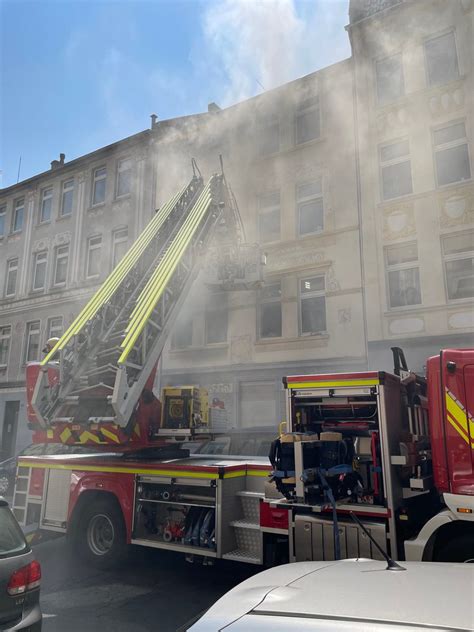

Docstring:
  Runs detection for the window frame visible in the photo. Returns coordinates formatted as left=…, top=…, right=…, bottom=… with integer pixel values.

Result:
left=257, top=191, right=281, bottom=244
left=32, top=251, right=48, bottom=292
left=0, top=325, right=12, bottom=368
left=379, top=138, right=413, bottom=201
left=384, top=241, right=422, bottom=310
left=423, top=30, right=460, bottom=88
left=295, top=95, right=321, bottom=146
left=115, top=157, right=132, bottom=199
left=172, top=314, right=193, bottom=350
left=24, top=320, right=41, bottom=364
left=258, top=113, right=280, bottom=157
left=205, top=295, right=228, bottom=345
left=12, top=198, right=24, bottom=233
left=432, top=120, right=471, bottom=188
left=0, top=204, right=6, bottom=238
left=298, top=275, right=327, bottom=336
left=441, top=231, right=474, bottom=303
left=60, top=178, right=74, bottom=217
left=53, top=244, right=69, bottom=287
left=39, top=187, right=53, bottom=224
left=112, top=227, right=129, bottom=269
left=375, top=52, right=405, bottom=106
left=91, top=166, right=107, bottom=207
left=257, top=281, right=282, bottom=340
left=296, top=180, right=324, bottom=237
left=86, top=234, right=102, bottom=279
left=5, top=258, right=19, bottom=298
left=46, top=316, right=63, bottom=342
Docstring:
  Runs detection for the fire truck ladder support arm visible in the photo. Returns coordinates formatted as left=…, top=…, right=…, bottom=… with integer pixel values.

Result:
left=32, top=171, right=234, bottom=428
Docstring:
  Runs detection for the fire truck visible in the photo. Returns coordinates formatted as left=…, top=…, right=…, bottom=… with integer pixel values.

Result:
left=11, top=165, right=474, bottom=568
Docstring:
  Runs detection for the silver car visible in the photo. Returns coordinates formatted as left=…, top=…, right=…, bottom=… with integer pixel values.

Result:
left=190, top=558, right=474, bottom=631
left=0, top=498, right=42, bottom=631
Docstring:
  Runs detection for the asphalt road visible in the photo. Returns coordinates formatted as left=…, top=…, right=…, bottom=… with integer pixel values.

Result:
left=34, top=536, right=260, bottom=632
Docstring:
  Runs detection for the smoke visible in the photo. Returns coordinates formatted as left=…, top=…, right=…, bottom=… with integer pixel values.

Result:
left=200, top=0, right=350, bottom=106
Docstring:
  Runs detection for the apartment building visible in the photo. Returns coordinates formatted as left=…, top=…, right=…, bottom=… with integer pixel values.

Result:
left=0, top=132, right=156, bottom=456
left=0, top=0, right=471, bottom=455
left=349, top=0, right=473, bottom=371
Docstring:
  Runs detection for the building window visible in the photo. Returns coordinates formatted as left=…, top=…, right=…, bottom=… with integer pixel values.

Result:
left=92, top=167, right=107, bottom=206
left=0, top=205, right=6, bottom=237
left=61, top=179, right=74, bottom=216
left=116, top=158, right=132, bottom=197
left=258, top=114, right=279, bottom=156
left=47, top=316, right=63, bottom=341
left=299, top=276, right=326, bottom=335
left=53, top=245, right=69, bottom=286
left=297, top=181, right=323, bottom=236
left=385, top=242, right=422, bottom=308
left=376, top=53, right=405, bottom=105
left=258, top=282, right=282, bottom=339
left=433, top=122, right=471, bottom=187
left=380, top=140, right=413, bottom=200
left=205, top=296, right=228, bottom=344
left=424, top=32, right=459, bottom=87
left=112, top=228, right=128, bottom=268
left=86, top=235, right=102, bottom=278
left=240, top=382, right=277, bottom=428
left=0, top=325, right=11, bottom=367
left=24, top=321, right=41, bottom=363
left=172, top=314, right=193, bottom=349
left=12, top=198, right=24, bottom=233
left=5, top=259, right=18, bottom=297
left=296, top=96, right=320, bottom=145
left=442, top=232, right=474, bottom=300
left=32, top=251, right=48, bottom=291
left=257, top=191, right=280, bottom=243
left=39, top=187, right=53, bottom=223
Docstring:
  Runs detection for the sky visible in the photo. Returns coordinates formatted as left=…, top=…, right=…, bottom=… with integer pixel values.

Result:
left=0, top=0, right=351, bottom=189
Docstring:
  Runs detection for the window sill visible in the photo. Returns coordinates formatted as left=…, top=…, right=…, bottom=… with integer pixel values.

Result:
left=56, top=213, right=72, bottom=221
left=114, top=193, right=131, bottom=203
left=254, top=136, right=326, bottom=163
left=255, top=333, right=329, bottom=347
left=169, top=342, right=229, bottom=353
left=36, top=220, right=51, bottom=228
left=89, top=203, right=106, bottom=211
left=435, top=176, right=472, bottom=192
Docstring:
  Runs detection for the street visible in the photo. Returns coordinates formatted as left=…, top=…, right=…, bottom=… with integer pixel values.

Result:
left=34, top=536, right=260, bottom=632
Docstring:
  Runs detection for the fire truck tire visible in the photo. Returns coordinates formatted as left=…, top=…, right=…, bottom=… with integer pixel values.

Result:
left=73, top=498, right=127, bottom=569
left=434, top=532, right=474, bottom=563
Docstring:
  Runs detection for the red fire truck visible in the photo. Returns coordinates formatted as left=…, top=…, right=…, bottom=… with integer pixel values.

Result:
left=12, top=167, right=474, bottom=567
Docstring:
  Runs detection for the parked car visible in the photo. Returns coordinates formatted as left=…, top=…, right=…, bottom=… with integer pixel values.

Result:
left=0, top=497, right=42, bottom=631
left=189, top=558, right=474, bottom=631
left=0, top=443, right=99, bottom=496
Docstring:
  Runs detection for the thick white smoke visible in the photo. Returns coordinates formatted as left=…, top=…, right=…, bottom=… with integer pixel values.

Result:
left=201, top=0, right=350, bottom=106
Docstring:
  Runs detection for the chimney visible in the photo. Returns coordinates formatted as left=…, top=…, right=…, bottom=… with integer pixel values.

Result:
left=150, top=114, right=158, bottom=129
left=51, top=153, right=65, bottom=170
left=208, top=102, right=221, bottom=114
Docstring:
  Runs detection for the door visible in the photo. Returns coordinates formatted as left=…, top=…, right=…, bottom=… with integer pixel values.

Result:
left=1, top=401, right=19, bottom=459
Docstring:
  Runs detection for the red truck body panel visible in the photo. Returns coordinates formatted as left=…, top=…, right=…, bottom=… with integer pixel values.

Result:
left=427, top=349, right=474, bottom=496
left=68, top=471, right=135, bottom=542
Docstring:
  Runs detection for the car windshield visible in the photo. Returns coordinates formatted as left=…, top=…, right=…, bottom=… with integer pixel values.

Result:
left=0, top=504, right=28, bottom=558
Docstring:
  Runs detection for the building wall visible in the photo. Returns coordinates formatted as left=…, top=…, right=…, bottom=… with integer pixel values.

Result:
left=0, top=132, right=154, bottom=457
left=157, top=60, right=367, bottom=431
left=349, top=0, right=474, bottom=372
left=1, top=0, right=471, bottom=450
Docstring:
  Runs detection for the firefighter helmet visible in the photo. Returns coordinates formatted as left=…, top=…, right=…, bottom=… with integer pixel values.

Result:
left=42, top=337, right=60, bottom=354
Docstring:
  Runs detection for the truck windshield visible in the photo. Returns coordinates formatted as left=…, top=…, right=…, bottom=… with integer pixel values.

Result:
left=0, top=504, right=28, bottom=558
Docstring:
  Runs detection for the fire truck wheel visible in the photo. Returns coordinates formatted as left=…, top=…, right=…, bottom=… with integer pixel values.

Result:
left=435, top=532, right=474, bottom=563
left=74, top=499, right=127, bottom=568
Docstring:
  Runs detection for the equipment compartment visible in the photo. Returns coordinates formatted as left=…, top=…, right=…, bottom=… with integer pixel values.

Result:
left=133, top=477, right=217, bottom=555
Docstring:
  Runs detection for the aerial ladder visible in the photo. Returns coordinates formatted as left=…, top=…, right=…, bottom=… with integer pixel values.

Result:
left=30, top=161, right=263, bottom=448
